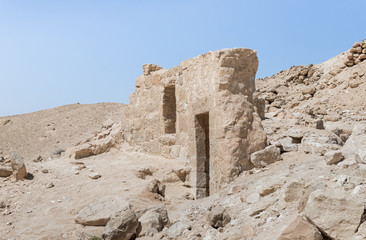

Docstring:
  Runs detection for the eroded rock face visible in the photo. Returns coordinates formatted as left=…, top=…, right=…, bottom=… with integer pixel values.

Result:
left=305, top=189, right=364, bottom=239
left=75, top=197, right=130, bottom=226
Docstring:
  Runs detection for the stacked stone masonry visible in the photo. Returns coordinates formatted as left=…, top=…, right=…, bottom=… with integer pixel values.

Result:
left=122, top=48, right=266, bottom=198
left=344, top=40, right=366, bottom=67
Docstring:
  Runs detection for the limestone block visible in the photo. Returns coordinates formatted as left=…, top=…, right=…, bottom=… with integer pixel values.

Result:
left=250, top=145, right=282, bottom=168
left=305, top=189, right=364, bottom=239
left=102, top=208, right=139, bottom=240
left=143, top=64, right=162, bottom=75
left=343, top=124, right=366, bottom=163
left=138, top=205, right=170, bottom=236
left=207, top=206, right=231, bottom=229
left=278, top=216, right=322, bottom=240
left=324, top=150, right=343, bottom=165
left=10, top=152, right=27, bottom=181
left=75, top=196, right=130, bottom=226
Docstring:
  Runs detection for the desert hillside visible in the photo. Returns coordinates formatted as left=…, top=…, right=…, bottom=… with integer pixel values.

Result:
left=1, top=41, right=366, bottom=240
left=0, top=103, right=126, bottom=161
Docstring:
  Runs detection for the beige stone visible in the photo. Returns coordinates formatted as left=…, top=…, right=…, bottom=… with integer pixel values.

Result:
left=143, top=64, right=162, bottom=75
left=250, top=145, right=281, bottom=168
left=138, top=205, right=170, bottom=236
left=75, top=196, right=130, bottom=226
left=278, top=216, right=322, bottom=240
left=284, top=181, right=305, bottom=202
left=207, top=206, right=231, bottom=229
left=146, top=179, right=166, bottom=197
left=324, top=150, right=343, bottom=165
left=343, top=124, right=366, bottom=163
left=359, top=53, right=366, bottom=60
left=10, top=152, right=27, bottom=181
left=122, top=48, right=266, bottom=198
left=0, top=166, right=13, bottom=177
left=305, top=189, right=364, bottom=239
left=102, top=208, right=139, bottom=240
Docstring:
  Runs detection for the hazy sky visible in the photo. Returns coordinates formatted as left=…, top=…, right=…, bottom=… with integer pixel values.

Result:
left=1, top=1, right=365, bottom=116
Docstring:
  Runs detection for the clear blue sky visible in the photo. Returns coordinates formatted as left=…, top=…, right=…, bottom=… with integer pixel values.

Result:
left=1, top=0, right=365, bottom=116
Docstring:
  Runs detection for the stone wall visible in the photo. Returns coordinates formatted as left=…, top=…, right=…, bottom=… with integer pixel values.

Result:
left=344, top=40, right=366, bottom=67
left=122, top=48, right=266, bottom=198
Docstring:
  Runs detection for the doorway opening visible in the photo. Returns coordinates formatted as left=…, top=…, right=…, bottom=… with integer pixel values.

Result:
left=162, top=86, right=176, bottom=134
left=194, top=112, right=210, bottom=198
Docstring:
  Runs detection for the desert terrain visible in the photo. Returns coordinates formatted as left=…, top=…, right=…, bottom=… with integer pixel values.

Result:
left=1, top=40, right=366, bottom=240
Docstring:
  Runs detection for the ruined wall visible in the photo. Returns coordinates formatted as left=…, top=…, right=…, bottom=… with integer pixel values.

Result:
left=123, top=48, right=266, bottom=197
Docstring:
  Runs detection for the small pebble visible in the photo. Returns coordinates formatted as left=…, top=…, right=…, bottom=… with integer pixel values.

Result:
left=89, top=172, right=101, bottom=179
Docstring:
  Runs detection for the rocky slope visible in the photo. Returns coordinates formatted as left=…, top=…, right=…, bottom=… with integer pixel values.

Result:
left=1, top=41, right=366, bottom=240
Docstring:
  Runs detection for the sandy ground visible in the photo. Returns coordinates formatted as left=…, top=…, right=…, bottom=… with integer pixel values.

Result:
left=0, top=149, right=191, bottom=240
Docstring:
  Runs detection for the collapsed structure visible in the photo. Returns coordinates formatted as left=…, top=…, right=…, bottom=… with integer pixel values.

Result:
left=122, top=48, right=266, bottom=198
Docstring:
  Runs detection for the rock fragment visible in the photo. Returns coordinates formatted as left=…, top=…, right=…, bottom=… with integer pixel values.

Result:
left=166, top=222, right=191, bottom=238
left=324, top=150, right=343, bottom=165
left=89, top=172, right=101, bottom=179
left=10, top=152, right=27, bottom=181
left=146, top=179, right=166, bottom=197
left=138, top=205, right=170, bottom=236
left=102, top=208, right=139, bottom=240
left=278, top=216, right=322, bottom=240
left=75, top=196, right=130, bottom=226
left=305, top=189, right=364, bottom=239
left=134, top=167, right=153, bottom=179
left=207, top=206, right=231, bottom=229
left=250, top=145, right=282, bottom=168
left=342, top=124, right=366, bottom=163
left=0, top=166, right=13, bottom=177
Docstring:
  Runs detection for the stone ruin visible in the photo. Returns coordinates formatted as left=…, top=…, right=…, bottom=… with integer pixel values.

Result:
left=122, top=48, right=267, bottom=198
left=345, top=40, right=366, bottom=67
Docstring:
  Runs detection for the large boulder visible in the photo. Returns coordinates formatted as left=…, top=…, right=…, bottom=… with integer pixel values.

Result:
left=278, top=216, right=323, bottom=240
left=343, top=124, right=366, bottom=163
left=138, top=205, right=170, bottom=236
left=75, top=197, right=130, bottom=226
left=250, top=145, right=281, bottom=168
left=102, top=208, right=139, bottom=240
left=305, top=189, right=364, bottom=239
left=10, top=152, right=27, bottom=181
